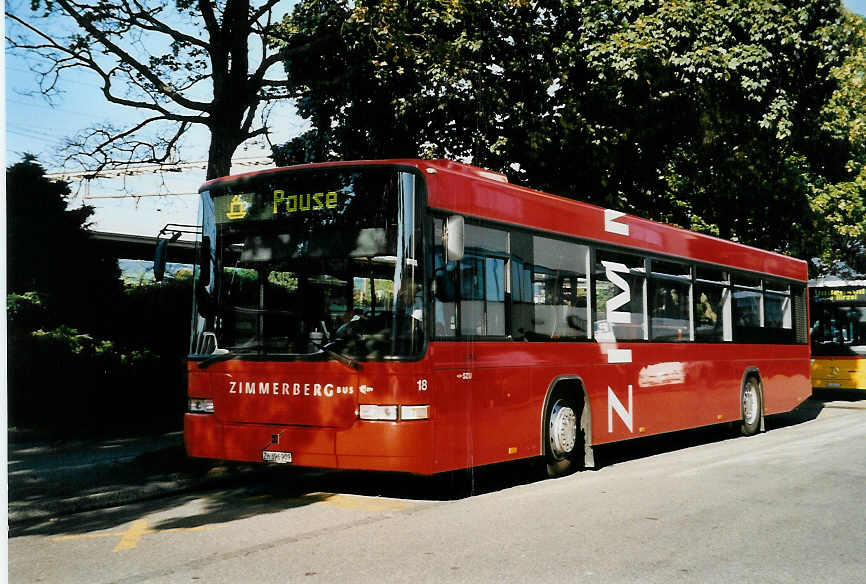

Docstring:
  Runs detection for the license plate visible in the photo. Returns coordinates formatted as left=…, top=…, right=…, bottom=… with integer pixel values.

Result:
left=827, top=382, right=841, bottom=388
left=263, top=451, right=292, bottom=464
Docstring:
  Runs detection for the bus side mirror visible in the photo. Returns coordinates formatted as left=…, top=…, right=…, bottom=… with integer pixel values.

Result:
left=154, top=239, right=168, bottom=282
left=444, top=215, right=465, bottom=262
left=154, top=230, right=182, bottom=282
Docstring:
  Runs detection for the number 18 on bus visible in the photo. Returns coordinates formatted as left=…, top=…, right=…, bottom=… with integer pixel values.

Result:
left=169, top=159, right=811, bottom=478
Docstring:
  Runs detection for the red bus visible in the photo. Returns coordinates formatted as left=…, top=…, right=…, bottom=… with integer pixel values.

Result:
left=181, top=159, right=811, bottom=477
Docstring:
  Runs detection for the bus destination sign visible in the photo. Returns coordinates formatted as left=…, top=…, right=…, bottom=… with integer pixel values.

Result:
left=214, top=190, right=340, bottom=224
left=812, top=287, right=866, bottom=304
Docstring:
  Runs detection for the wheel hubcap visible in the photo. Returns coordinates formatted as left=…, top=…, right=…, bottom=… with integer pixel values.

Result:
left=743, top=382, right=759, bottom=426
left=549, top=400, right=577, bottom=459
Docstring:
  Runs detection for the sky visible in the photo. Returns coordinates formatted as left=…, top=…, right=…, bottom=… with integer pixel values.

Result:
left=3, top=0, right=866, bottom=238
left=3, top=0, right=304, bottom=239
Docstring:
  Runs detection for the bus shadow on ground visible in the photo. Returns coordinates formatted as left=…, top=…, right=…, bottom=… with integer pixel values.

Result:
left=193, top=393, right=841, bottom=506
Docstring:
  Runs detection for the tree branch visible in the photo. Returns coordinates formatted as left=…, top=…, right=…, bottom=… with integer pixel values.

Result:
left=62, top=116, right=190, bottom=172
left=249, top=0, right=280, bottom=26
left=53, top=0, right=211, bottom=112
left=126, top=0, right=210, bottom=50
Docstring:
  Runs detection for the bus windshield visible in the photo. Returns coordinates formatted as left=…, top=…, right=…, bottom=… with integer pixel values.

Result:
left=192, top=167, right=424, bottom=360
left=811, top=304, right=866, bottom=356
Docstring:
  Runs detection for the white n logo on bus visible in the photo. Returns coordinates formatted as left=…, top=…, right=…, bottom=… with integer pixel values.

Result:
left=608, top=384, right=634, bottom=432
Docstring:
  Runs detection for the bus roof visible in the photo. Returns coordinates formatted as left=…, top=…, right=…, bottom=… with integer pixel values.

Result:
left=809, top=278, right=866, bottom=287
left=200, top=158, right=807, bottom=282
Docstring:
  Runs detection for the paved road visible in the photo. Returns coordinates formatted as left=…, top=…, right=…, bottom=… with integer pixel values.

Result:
left=9, top=396, right=865, bottom=584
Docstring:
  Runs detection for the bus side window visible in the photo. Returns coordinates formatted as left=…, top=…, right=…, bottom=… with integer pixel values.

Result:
left=432, top=219, right=507, bottom=338
left=511, top=232, right=589, bottom=341
left=732, top=274, right=762, bottom=343
left=694, top=266, right=731, bottom=342
left=460, top=225, right=507, bottom=336
left=433, top=219, right=457, bottom=337
left=649, top=260, right=691, bottom=342
left=594, top=250, right=646, bottom=341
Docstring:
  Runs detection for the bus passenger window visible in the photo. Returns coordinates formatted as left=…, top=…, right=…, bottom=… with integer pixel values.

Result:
left=433, top=219, right=457, bottom=337
left=460, top=225, right=506, bottom=336
left=695, top=267, right=731, bottom=342
left=764, top=293, right=791, bottom=329
left=650, top=280, right=690, bottom=341
left=511, top=232, right=589, bottom=341
left=694, top=286, right=727, bottom=342
left=432, top=220, right=507, bottom=337
left=594, top=251, right=645, bottom=341
left=649, top=260, right=691, bottom=342
left=732, top=274, right=762, bottom=342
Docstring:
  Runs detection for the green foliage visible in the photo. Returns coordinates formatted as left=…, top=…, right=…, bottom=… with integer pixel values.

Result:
left=275, top=0, right=866, bottom=276
left=7, top=278, right=193, bottom=432
left=7, top=323, right=169, bottom=431
left=810, top=10, right=866, bottom=276
left=6, top=156, right=122, bottom=332
left=5, top=160, right=195, bottom=432
left=7, top=292, right=48, bottom=331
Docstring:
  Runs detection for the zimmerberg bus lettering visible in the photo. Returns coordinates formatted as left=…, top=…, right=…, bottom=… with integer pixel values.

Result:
left=601, top=211, right=636, bottom=433
left=228, top=381, right=351, bottom=398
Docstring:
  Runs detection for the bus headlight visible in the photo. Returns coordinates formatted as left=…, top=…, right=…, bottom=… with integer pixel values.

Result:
left=188, top=398, right=214, bottom=414
left=359, top=405, right=398, bottom=421
left=400, top=405, right=430, bottom=420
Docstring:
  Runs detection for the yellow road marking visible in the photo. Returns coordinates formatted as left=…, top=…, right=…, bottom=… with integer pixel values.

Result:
left=113, top=519, right=150, bottom=551
left=309, top=494, right=413, bottom=512
left=51, top=520, right=225, bottom=552
left=240, top=492, right=415, bottom=512
left=52, top=494, right=411, bottom=552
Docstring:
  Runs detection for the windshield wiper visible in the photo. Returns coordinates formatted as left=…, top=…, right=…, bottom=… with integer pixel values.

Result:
left=196, top=343, right=360, bottom=371
left=312, top=341, right=361, bottom=371
left=197, top=350, right=240, bottom=369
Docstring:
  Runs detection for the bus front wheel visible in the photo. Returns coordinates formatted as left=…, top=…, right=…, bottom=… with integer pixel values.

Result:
left=543, top=391, right=582, bottom=478
left=740, top=375, right=763, bottom=436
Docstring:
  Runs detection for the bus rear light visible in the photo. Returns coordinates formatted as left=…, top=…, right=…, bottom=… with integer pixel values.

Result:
left=400, top=405, right=430, bottom=420
left=359, top=405, right=398, bottom=421
left=188, top=398, right=214, bottom=414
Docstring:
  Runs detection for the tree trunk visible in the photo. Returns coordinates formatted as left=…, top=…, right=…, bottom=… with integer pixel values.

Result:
left=204, top=0, right=250, bottom=181
left=206, top=131, right=236, bottom=180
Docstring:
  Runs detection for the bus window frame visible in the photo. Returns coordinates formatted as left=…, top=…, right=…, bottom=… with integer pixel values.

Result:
left=426, top=211, right=807, bottom=347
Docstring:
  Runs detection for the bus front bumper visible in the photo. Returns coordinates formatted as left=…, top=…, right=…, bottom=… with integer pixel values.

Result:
left=184, top=413, right=434, bottom=475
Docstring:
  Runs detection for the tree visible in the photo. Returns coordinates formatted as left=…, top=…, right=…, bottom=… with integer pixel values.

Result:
left=6, top=155, right=122, bottom=331
left=272, top=0, right=549, bottom=165
left=810, top=9, right=866, bottom=276
left=274, top=0, right=866, bottom=275
left=6, top=0, right=292, bottom=179
left=577, top=1, right=865, bottom=268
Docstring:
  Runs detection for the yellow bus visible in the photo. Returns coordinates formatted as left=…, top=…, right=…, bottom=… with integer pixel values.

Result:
left=809, top=279, right=866, bottom=391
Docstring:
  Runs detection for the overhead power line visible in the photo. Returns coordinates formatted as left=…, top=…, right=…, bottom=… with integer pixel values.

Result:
left=45, top=156, right=274, bottom=182
left=83, top=191, right=200, bottom=199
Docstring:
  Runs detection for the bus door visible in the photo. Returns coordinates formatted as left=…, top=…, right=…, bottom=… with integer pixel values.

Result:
left=431, top=222, right=532, bottom=469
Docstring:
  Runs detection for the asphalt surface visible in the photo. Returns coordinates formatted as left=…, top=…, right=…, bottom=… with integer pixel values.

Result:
left=7, top=389, right=865, bottom=528
left=7, top=431, right=265, bottom=526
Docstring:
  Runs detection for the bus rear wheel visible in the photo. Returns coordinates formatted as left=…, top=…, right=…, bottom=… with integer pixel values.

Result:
left=740, top=376, right=763, bottom=436
left=543, top=391, right=582, bottom=478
